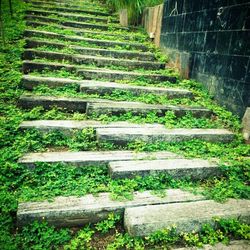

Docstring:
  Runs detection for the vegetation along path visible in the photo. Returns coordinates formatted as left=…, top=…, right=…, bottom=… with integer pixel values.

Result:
left=0, top=0, right=249, bottom=248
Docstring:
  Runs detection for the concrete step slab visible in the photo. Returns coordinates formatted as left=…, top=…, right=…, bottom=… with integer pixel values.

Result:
left=79, top=80, right=192, bottom=99
left=109, top=159, right=221, bottom=180
left=87, top=102, right=212, bottom=118
left=21, top=75, right=187, bottom=98
left=175, top=241, right=250, bottom=250
left=26, top=9, right=118, bottom=24
left=25, top=39, right=155, bottom=61
left=76, top=68, right=177, bottom=83
left=18, top=94, right=109, bottom=113
left=24, top=30, right=148, bottom=51
left=25, top=22, right=145, bottom=42
left=22, top=61, right=177, bottom=83
left=23, top=49, right=165, bottom=70
left=25, top=15, right=127, bottom=31
left=18, top=150, right=180, bottom=168
left=26, top=0, right=109, bottom=14
left=27, top=2, right=111, bottom=16
left=19, top=120, right=165, bottom=133
left=17, top=189, right=205, bottom=227
left=96, top=127, right=235, bottom=145
left=124, top=199, right=250, bottom=237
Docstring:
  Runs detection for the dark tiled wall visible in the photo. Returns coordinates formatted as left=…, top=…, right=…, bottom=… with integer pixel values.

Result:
left=160, top=0, right=250, bottom=117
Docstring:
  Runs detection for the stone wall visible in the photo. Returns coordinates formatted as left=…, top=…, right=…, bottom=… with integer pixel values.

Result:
left=160, top=0, right=250, bottom=117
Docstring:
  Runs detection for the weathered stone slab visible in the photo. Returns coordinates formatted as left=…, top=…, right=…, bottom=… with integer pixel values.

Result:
left=87, top=102, right=211, bottom=118
left=96, top=128, right=235, bottom=145
left=26, top=15, right=123, bottom=31
left=109, top=159, right=221, bottom=180
left=25, top=39, right=155, bottom=60
left=21, top=75, right=187, bottom=98
left=124, top=199, right=250, bottom=237
left=27, top=0, right=110, bottom=15
left=242, top=107, right=250, bottom=144
left=22, top=60, right=76, bottom=74
left=25, top=22, right=142, bottom=41
left=18, top=94, right=108, bottom=113
left=27, top=2, right=111, bottom=16
left=175, top=241, right=250, bottom=250
left=18, top=150, right=180, bottom=168
left=20, top=120, right=164, bottom=133
left=21, top=75, right=81, bottom=90
left=22, top=60, right=175, bottom=82
left=26, top=9, right=117, bottom=24
left=80, top=81, right=192, bottom=98
left=24, top=30, right=147, bottom=51
left=23, top=49, right=165, bottom=70
left=17, top=189, right=205, bottom=227
left=77, top=68, right=177, bottom=83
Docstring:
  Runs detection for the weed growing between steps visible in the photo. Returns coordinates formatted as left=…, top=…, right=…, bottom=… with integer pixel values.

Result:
left=1, top=0, right=250, bottom=248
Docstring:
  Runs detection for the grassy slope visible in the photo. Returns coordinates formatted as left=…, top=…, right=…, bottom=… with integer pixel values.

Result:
left=0, top=0, right=249, bottom=249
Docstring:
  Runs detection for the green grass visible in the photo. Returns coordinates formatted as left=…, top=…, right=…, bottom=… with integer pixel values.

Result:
left=0, top=0, right=249, bottom=248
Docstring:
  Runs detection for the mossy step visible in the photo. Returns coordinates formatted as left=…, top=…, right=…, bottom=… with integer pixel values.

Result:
left=26, top=21, right=146, bottom=42
left=77, top=68, right=176, bottom=82
left=96, top=127, right=235, bottom=145
left=25, top=15, right=126, bottom=31
left=17, top=189, right=204, bottom=227
left=26, top=0, right=109, bottom=14
left=18, top=94, right=114, bottom=113
left=109, top=158, right=221, bottom=180
left=21, top=76, right=190, bottom=98
left=25, top=39, right=155, bottom=60
left=87, top=102, right=211, bottom=118
left=124, top=199, right=250, bottom=237
left=23, top=49, right=165, bottom=70
left=18, top=94, right=203, bottom=117
left=27, top=2, right=111, bottom=16
left=19, top=120, right=165, bottom=133
left=18, top=150, right=179, bottom=167
left=24, top=30, right=148, bottom=51
left=22, top=61, right=177, bottom=83
left=26, top=9, right=118, bottom=24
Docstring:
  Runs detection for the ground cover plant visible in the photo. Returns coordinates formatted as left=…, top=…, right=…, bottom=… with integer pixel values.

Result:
left=0, top=0, right=249, bottom=249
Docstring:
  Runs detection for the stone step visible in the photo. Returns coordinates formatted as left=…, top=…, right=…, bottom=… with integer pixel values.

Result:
left=27, top=2, right=111, bottom=16
left=23, top=49, right=165, bottom=70
left=21, top=76, right=189, bottom=98
left=17, top=189, right=205, bottom=227
left=25, top=39, right=155, bottom=61
left=18, top=94, right=110, bottom=113
left=124, top=199, right=250, bottom=237
left=26, top=0, right=110, bottom=15
left=24, top=30, right=148, bottom=51
left=96, top=128, right=235, bottom=145
left=19, top=120, right=165, bottom=133
left=25, top=21, right=145, bottom=42
left=176, top=241, right=250, bottom=250
left=80, top=81, right=192, bottom=99
left=87, top=102, right=212, bottom=118
left=25, top=15, right=126, bottom=31
left=77, top=68, right=177, bottom=83
left=18, top=95, right=201, bottom=118
left=26, top=9, right=118, bottom=24
left=109, top=159, right=221, bottom=180
left=18, top=150, right=180, bottom=167
left=22, top=61, right=177, bottom=83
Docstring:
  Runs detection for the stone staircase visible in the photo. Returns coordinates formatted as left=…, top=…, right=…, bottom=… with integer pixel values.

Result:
left=17, top=0, right=249, bottom=240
